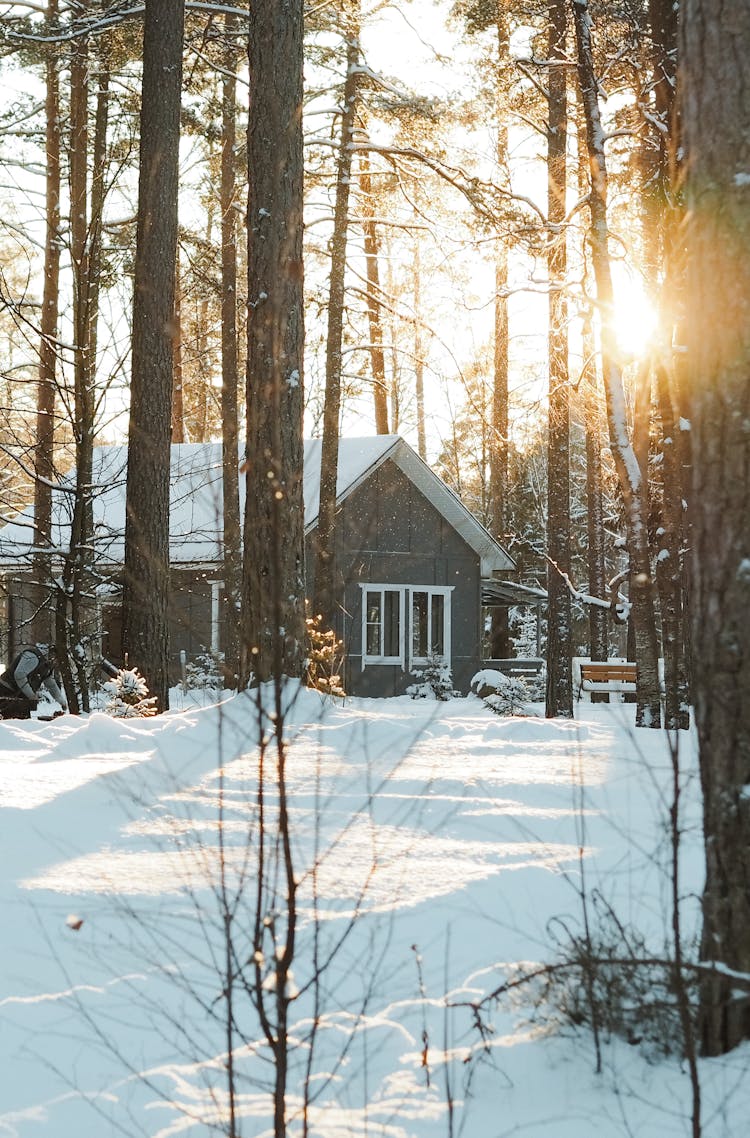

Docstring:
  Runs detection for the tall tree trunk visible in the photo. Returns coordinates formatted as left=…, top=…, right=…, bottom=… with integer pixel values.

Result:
left=359, top=156, right=389, bottom=434
left=312, top=13, right=359, bottom=625
left=413, top=239, right=427, bottom=459
left=644, top=0, right=690, bottom=729
left=123, top=0, right=185, bottom=711
left=243, top=0, right=306, bottom=687
left=88, top=50, right=109, bottom=382
left=654, top=360, right=690, bottom=728
left=545, top=0, right=573, bottom=718
left=63, top=17, right=94, bottom=711
left=573, top=0, right=662, bottom=727
left=172, top=259, right=185, bottom=443
left=33, top=0, right=61, bottom=647
left=681, top=0, right=750, bottom=1055
left=576, top=110, right=608, bottom=670
left=582, top=311, right=608, bottom=677
left=221, top=11, right=242, bottom=688
left=489, top=7, right=511, bottom=660
left=196, top=206, right=216, bottom=443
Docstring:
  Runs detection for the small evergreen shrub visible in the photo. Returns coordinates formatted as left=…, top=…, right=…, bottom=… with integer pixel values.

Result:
left=471, top=669, right=531, bottom=715
left=523, top=669, right=546, bottom=702
left=104, top=667, right=158, bottom=718
left=407, top=654, right=459, bottom=700
left=183, top=649, right=224, bottom=691
left=304, top=609, right=345, bottom=697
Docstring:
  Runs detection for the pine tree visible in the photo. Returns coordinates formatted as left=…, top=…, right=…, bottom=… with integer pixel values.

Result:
left=122, top=0, right=185, bottom=711
left=681, top=0, right=750, bottom=1055
left=243, top=0, right=306, bottom=684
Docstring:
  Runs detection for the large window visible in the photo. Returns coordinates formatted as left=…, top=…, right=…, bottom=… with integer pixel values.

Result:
left=364, top=587, right=403, bottom=664
left=411, top=590, right=445, bottom=660
left=361, top=584, right=452, bottom=668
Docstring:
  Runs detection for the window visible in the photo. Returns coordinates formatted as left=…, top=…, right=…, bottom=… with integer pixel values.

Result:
left=364, top=587, right=404, bottom=664
left=411, top=590, right=445, bottom=660
left=361, top=584, right=452, bottom=669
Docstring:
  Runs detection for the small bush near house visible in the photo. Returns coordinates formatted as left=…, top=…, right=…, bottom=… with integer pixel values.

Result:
left=522, top=669, right=546, bottom=702
left=407, top=653, right=459, bottom=700
left=104, top=667, right=158, bottom=718
left=305, top=609, right=345, bottom=697
left=471, top=669, right=532, bottom=715
left=183, top=649, right=225, bottom=690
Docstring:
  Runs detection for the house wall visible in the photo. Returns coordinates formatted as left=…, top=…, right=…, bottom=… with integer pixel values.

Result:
left=2, top=569, right=219, bottom=687
left=3, top=575, right=43, bottom=661
left=307, top=460, right=482, bottom=697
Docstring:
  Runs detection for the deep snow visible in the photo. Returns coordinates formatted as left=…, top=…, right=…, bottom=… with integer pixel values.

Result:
left=1, top=688, right=748, bottom=1137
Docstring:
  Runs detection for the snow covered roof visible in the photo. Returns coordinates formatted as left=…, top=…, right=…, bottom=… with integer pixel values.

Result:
left=0, top=436, right=514, bottom=574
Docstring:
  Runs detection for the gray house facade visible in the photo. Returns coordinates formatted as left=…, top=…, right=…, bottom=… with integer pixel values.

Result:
left=0, top=436, right=514, bottom=697
left=307, top=443, right=513, bottom=695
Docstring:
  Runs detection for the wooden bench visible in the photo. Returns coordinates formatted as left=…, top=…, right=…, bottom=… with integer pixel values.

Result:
left=578, top=661, right=637, bottom=700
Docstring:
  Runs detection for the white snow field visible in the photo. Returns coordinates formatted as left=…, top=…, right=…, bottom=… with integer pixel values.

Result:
left=1, top=687, right=748, bottom=1137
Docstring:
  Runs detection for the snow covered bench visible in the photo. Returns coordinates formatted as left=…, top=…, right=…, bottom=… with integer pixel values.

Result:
left=578, top=661, right=637, bottom=700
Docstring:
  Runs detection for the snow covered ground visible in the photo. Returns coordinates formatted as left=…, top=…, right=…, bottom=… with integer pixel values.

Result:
left=1, top=688, right=748, bottom=1137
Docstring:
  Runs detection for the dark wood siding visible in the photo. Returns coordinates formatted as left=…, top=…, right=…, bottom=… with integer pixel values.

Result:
left=168, top=570, right=215, bottom=674
left=308, top=460, right=482, bottom=697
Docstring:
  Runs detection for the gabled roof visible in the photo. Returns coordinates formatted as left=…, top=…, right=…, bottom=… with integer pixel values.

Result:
left=0, top=436, right=514, bottom=574
left=310, top=435, right=514, bottom=575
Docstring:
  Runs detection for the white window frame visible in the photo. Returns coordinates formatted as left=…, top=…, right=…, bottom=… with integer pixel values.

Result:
left=210, top=580, right=224, bottom=653
left=360, top=584, right=453, bottom=671
left=361, top=585, right=405, bottom=668
left=408, top=586, right=453, bottom=671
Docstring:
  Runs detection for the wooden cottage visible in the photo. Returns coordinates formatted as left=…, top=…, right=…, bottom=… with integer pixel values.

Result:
left=0, top=436, right=515, bottom=696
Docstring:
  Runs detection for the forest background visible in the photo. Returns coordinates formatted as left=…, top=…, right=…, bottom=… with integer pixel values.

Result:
left=0, top=0, right=749, bottom=1077
left=0, top=0, right=664, bottom=718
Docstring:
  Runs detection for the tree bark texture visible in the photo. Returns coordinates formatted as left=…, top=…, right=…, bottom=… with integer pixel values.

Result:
left=172, top=259, right=185, bottom=443
left=243, top=0, right=306, bottom=686
left=545, top=0, right=573, bottom=718
left=581, top=312, right=608, bottom=672
left=221, top=12, right=242, bottom=688
left=573, top=0, right=662, bottom=727
left=640, top=2, right=690, bottom=729
left=489, top=6, right=511, bottom=660
left=680, top=0, right=750, bottom=1055
left=312, top=15, right=359, bottom=626
left=654, top=360, right=690, bottom=730
left=413, top=240, right=427, bottom=460
left=56, top=20, right=94, bottom=712
left=359, top=158, right=390, bottom=435
left=123, top=0, right=184, bottom=710
left=63, top=24, right=111, bottom=711
left=33, top=0, right=61, bottom=647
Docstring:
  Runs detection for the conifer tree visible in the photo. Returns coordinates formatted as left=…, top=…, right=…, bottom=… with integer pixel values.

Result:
left=243, top=0, right=306, bottom=683
left=681, top=0, right=750, bottom=1055
left=123, top=0, right=185, bottom=711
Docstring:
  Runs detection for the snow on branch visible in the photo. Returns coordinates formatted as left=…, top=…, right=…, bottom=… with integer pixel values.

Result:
left=546, top=557, right=631, bottom=623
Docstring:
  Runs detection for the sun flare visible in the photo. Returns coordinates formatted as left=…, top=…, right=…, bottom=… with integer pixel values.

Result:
left=613, top=272, right=658, bottom=358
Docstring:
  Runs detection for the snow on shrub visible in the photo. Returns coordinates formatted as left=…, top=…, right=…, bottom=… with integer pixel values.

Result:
left=104, top=667, right=158, bottom=718
left=304, top=609, right=345, bottom=698
left=407, top=654, right=459, bottom=701
left=471, top=668, right=532, bottom=716
left=183, top=649, right=225, bottom=691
